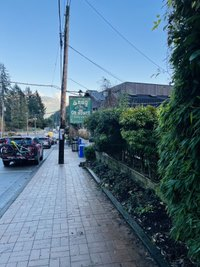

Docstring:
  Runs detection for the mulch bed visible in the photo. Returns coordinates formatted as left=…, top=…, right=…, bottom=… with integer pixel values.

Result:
left=87, top=160, right=199, bottom=267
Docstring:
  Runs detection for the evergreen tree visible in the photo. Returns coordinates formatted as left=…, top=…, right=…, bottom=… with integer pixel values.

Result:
left=25, top=88, right=46, bottom=129
left=35, top=91, right=46, bottom=128
left=9, top=85, right=28, bottom=129
left=0, top=63, right=11, bottom=132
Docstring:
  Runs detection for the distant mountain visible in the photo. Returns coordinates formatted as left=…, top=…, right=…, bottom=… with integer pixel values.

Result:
left=41, top=95, right=60, bottom=118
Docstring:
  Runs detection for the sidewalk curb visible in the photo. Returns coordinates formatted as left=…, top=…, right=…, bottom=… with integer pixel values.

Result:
left=86, top=167, right=171, bottom=267
left=0, top=147, right=55, bottom=219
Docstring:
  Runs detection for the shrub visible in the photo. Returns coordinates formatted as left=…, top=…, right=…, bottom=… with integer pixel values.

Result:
left=78, top=128, right=90, bottom=139
left=84, top=145, right=96, bottom=161
left=84, top=108, right=124, bottom=156
left=120, top=105, right=159, bottom=179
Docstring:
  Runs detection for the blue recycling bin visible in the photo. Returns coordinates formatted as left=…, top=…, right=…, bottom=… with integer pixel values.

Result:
left=78, top=138, right=82, bottom=145
left=78, top=144, right=85, bottom=158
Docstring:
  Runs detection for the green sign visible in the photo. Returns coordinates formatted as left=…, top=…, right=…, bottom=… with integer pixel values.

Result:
left=69, top=97, right=92, bottom=124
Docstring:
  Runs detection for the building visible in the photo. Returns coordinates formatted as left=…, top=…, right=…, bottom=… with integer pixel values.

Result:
left=86, top=81, right=172, bottom=110
left=85, top=90, right=105, bottom=111
left=102, top=82, right=172, bottom=108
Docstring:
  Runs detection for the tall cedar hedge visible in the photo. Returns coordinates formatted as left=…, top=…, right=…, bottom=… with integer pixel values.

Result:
left=158, top=1, right=200, bottom=262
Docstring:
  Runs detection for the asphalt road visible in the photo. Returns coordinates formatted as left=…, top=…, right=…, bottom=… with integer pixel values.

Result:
left=0, top=145, right=55, bottom=218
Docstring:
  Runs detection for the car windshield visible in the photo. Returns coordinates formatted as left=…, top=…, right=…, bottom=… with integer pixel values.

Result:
left=39, top=138, right=48, bottom=141
left=10, top=137, right=32, bottom=145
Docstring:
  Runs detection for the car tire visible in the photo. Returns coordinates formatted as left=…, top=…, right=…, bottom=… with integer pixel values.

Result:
left=3, top=160, right=10, bottom=167
left=40, top=152, right=43, bottom=161
left=34, top=154, right=40, bottom=165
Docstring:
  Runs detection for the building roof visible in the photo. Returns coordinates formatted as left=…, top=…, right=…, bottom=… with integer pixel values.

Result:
left=86, top=90, right=105, bottom=101
left=107, top=81, right=172, bottom=96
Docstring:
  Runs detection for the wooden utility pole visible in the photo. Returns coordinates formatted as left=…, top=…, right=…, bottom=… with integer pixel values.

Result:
left=58, top=4, right=70, bottom=164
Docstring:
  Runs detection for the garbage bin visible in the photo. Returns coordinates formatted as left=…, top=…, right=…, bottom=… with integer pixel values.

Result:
left=78, top=144, right=85, bottom=158
left=71, top=141, right=78, bottom=152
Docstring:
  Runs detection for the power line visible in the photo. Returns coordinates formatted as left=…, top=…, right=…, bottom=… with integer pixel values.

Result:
left=68, top=78, right=91, bottom=91
left=69, top=45, right=124, bottom=83
left=8, top=81, right=61, bottom=90
left=6, top=79, right=90, bottom=93
left=58, top=0, right=63, bottom=48
left=58, top=0, right=63, bottom=85
left=84, top=0, right=167, bottom=73
left=51, top=45, right=59, bottom=86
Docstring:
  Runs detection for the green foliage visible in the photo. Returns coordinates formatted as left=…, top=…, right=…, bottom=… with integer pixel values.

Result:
left=91, top=160, right=157, bottom=217
left=0, top=64, right=11, bottom=130
left=152, top=15, right=161, bottom=30
left=158, top=1, right=200, bottom=263
left=8, top=85, right=28, bottom=129
left=120, top=105, right=159, bottom=176
left=85, top=105, right=159, bottom=180
left=26, top=88, right=46, bottom=128
left=84, top=108, right=124, bottom=155
left=84, top=145, right=96, bottom=161
left=0, top=64, right=10, bottom=93
left=118, top=93, right=130, bottom=109
left=0, top=64, right=46, bottom=131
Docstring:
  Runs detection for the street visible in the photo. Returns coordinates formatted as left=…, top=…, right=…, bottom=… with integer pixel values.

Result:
left=0, top=146, right=54, bottom=218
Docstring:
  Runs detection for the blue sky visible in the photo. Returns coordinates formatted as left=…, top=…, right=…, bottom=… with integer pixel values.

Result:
left=0, top=0, right=171, bottom=98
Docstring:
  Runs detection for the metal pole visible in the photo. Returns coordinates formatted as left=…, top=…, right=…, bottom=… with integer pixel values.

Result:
left=34, top=118, right=37, bottom=135
left=26, top=113, right=29, bottom=135
left=58, top=5, right=70, bottom=164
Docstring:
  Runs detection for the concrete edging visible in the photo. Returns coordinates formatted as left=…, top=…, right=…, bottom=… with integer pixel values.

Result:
left=86, top=167, right=171, bottom=267
left=95, top=151, right=158, bottom=191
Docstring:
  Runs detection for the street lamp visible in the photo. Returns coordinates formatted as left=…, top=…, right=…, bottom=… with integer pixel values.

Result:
left=1, top=105, right=5, bottom=138
left=33, top=117, right=37, bottom=135
left=0, top=83, right=5, bottom=138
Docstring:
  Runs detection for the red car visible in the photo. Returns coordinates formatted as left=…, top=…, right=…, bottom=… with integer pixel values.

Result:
left=0, top=136, right=43, bottom=167
left=0, top=137, right=8, bottom=145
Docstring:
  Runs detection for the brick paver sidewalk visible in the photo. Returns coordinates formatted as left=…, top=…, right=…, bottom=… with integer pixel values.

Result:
left=0, top=147, right=158, bottom=267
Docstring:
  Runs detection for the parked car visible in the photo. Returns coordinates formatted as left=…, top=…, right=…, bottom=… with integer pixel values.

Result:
left=37, top=136, right=51, bottom=149
left=50, top=137, right=57, bottom=145
left=0, top=137, right=8, bottom=146
left=0, top=136, right=43, bottom=167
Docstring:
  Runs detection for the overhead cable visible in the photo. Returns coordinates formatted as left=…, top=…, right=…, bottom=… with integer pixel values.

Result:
left=7, top=79, right=91, bottom=93
left=51, top=45, right=59, bottom=86
left=9, top=81, right=61, bottom=90
left=68, top=78, right=91, bottom=91
left=84, top=0, right=167, bottom=73
left=58, top=0, right=63, bottom=85
left=69, top=45, right=124, bottom=83
left=58, top=0, right=63, bottom=48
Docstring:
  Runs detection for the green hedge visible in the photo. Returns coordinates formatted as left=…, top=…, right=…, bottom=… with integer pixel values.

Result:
left=158, top=1, right=200, bottom=263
